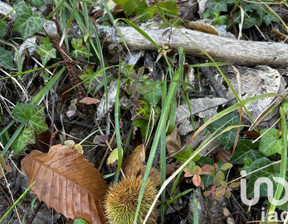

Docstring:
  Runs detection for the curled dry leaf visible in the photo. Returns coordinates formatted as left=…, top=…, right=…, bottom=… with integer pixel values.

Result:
left=122, top=144, right=145, bottom=177
left=21, top=144, right=108, bottom=224
left=185, top=21, right=219, bottom=36
left=166, top=128, right=181, bottom=156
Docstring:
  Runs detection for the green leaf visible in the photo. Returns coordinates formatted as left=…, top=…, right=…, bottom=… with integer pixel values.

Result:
left=14, top=0, right=32, bottom=15
left=0, top=21, right=8, bottom=39
left=73, top=219, right=89, bottom=224
left=13, top=1, right=46, bottom=38
left=242, top=14, right=258, bottom=29
left=27, top=0, right=52, bottom=8
left=243, top=156, right=253, bottom=166
left=230, top=140, right=262, bottom=164
left=220, top=163, right=233, bottom=171
left=174, top=146, right=200, bottom=169
left=259, top=128, right=282, bottom=156
left=263, top=13, right=279, bottom=26
left=113, top=0, right=137, bottom=16
left=132, top=118, right=148, bottom=128
left=107, top=148, right=123, bottom=165
left=246, top=157, right=275, bottom=197
left=135, top=1, right=156, bottom=21
left=29, top=107, right=48, bottom=134
left=157, top=1, right=179, bottom=15
left=207, top=112, right=242, bottom=149
left=11, top=128, right=35, bottom=153
left=205, top=0, right=228, bottom=13
left=36, top=37, right=56, bottom=65
left=0, top=47, right=15, bottom=70
left=141, top=80, right=163, bottom=107
left=71, top=38, right=93, bottom=59
left=12, top=103, right=48, bottom=134
left=12, top=104, right=37, bottom=123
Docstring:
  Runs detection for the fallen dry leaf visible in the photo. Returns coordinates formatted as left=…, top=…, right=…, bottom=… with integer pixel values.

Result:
left=166, top=128, right=181, bottom=156
left=122, top=144, right=145, bottom=177
left=185, top=21, right=219, bottom=36
left=21, top=144, right=108, bottom=224
left=140, top=166, right=161, bottom=188
left=80, top=97, right=100, bottom=105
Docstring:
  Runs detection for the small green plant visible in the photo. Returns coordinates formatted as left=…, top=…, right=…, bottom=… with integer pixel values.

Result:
left=113, top=0, right=179, bottom=22
left=36, top=37, right=57, bottom=66
left=11, top=103, right=48, bottom=153
left=204, top=0, right=279, bottom=29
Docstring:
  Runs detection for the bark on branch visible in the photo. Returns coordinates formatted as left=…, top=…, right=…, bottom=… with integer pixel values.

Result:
left=96, top=25, right=288, bottom=66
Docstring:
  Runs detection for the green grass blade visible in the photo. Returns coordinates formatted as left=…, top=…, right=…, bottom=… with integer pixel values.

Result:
left=167, top=188, right=193, bottom=206
left=118, top=18, right=160, bottom=50
left=160, top=74, right=167, bottom=224
left=0, top=64, right=61, bottom=81
left=267, top=103, right=288, bottom=216
left=114, top=69, right=123, bottom=183
left=46, top=0, right=66, bottom=20
left=0, top=181, right=35, bottom=222
left=134, top=47, right=184, bottom=224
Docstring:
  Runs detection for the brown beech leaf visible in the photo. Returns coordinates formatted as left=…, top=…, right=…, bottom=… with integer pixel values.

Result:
left=166, top=128, right=181, bottom=156
left=122, top=144, right=145, bottom=177
left=21, top=144, right=108, bottom=224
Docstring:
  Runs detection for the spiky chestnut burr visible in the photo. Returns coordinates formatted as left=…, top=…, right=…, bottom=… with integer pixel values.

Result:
left=104, top=176, right=157, bottom=224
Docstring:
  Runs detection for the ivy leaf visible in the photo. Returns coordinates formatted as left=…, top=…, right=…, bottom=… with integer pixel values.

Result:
left=36, top=37, right=56, bottom=65
left=0, top=47, right=15, bottom=70
left=13, top=1, right=46, bottom=38
left=207, top=112, right=242, bottom=149
left=14, top=0, right=32, bottom=15
left=29, top=107, right=48, bottom=134
left=230, top=140, right=262, bottom=164
left=246, top=157, right=275, bottom=197
left=27, top=0, right=52, bottom=8
left=263, top=13, right=279, bottom=26
left=141, top=80, right=163, bottom=107
left=12, top=103, right=48, bottom=134
left=205, top=0, right=228, bottom=13
left=71, top=38, right=93, bottom=59
left=12, top=128, right=36, bottom=153
left=157, top=1, right=179, bottom=15
left=259, top=128, right=282, bottom=156
left=0, top=21, right=8, bottom=39
left=12, top=103, right=37, bottom=122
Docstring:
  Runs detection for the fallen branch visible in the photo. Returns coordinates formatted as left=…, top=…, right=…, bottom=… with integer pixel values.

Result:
left=96, top=25, right=288, bottom=66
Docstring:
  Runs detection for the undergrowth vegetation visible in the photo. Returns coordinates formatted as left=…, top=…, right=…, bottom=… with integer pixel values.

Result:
left=0, top=0, right=288, bottom=223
